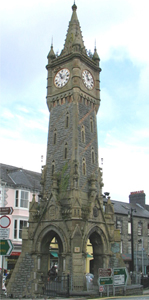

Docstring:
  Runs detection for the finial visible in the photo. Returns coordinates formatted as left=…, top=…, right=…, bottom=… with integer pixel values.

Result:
left=94, top=39, right=96, bottom=51
left=51, top=36, right=53, bottom=47
left=72, top=1, right=77, bottom=11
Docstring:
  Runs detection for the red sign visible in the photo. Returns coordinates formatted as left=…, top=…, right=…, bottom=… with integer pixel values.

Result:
left=99, top=286, right=104, bottom=292
left=130, top=190, right=144, bottom=195
left=11, top=252, right=21, bottom=256
left=0, top=215, right=11, bottom=228
left=98, top=268, right=112, bottom=277
left=0, top=207, right=13, bottom=215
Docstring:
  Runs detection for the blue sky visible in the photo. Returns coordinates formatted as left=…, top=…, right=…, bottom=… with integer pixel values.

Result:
left=0, top=0, right=149, bottom=203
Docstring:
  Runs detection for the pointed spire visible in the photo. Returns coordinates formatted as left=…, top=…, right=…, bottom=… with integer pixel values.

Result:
left=93, top=43, right=100, bottom=65
left=47, top=40, right=56, bottom=60
left=61, top=3, right=86, bottom=55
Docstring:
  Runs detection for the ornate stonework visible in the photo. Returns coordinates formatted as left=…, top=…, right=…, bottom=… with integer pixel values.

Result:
left=7, top=4, right=124, bottom=298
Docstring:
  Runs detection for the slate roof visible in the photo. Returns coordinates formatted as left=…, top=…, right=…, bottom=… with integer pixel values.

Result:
left=105, top=198, right=149, bottom=219
left=0, top=163, right=41, bottom=192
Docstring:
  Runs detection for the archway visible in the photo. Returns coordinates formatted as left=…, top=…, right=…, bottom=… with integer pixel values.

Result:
left=39, top=229, right=64, bottom=276
left=85, top=226, right=109, bottom=281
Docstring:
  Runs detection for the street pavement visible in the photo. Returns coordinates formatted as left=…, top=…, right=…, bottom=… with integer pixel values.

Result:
left=1, top=289, right=149, bottom=299
left=1, top=296, right=149, bottom=300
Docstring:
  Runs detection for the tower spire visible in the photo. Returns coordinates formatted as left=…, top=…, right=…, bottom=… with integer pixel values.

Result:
left=61, top=3, right=86, bottom=55
left=47, top=39, right=56, bottom=61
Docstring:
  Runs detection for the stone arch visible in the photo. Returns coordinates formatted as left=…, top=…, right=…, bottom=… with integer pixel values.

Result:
left=83, top=225, right=110, bottom=279
left=35, top=224, right=68, bottom=276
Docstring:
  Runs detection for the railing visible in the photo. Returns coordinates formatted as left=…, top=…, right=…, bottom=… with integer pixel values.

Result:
left=41, top=273, right=97, bottom=297
left=41, top=274, right=69, bottom=297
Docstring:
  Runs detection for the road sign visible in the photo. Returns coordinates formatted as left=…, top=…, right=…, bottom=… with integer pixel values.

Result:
left=0, top=228, right=10, bottom=239
left=0, top=207, right=13, bottom=215
left=98, top=276, right=113, bottom=286
left=0, top=215, right=11, bottom=228
left=98, top=268, right=112, bottom=277
left=113, top=268, right=128, bottom=286
left=0, top=239, right=13, bottom=255
left=99, top=285, right=104, bottom=292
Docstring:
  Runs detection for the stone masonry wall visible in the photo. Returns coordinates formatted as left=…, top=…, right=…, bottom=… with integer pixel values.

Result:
left=45, top=100, right=73, bottom=193
left=78, top=101, right=99, bottom=192
left=7, top=252, right=35, bottom=298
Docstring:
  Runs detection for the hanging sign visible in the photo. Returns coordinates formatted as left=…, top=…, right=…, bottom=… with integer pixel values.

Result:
left=0, top=228, right=10, bottom=239
left=0, top=207, right=13, bottom=215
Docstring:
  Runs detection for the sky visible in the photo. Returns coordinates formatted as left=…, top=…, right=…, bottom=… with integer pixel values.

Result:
left=0, top=0, right=149, bottom=204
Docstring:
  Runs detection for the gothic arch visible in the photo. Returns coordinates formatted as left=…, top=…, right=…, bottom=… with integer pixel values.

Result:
left=35, top=224, right=68, bottom=254
left=83, top=225, right=109, bottom=254
left=83, top=225, right=110, bottom=277
left=34, top=224, right=68, bottom=276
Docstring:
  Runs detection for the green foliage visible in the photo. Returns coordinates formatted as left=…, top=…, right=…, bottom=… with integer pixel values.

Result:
left=58, top=162, right=69, bottom=194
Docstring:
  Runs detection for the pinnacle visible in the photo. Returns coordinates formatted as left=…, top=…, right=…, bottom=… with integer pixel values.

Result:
left=61, top=3, right=86, bottom=55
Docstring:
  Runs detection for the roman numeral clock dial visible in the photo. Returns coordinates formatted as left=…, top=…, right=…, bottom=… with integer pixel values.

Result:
left=82, top=70, right=94, bottom=90
left=54, top=68, right=70, bottom=88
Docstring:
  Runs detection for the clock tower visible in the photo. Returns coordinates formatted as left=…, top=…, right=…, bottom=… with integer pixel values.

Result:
left=43, top=3, right=101, bottom=197
left=7, top=3, right=123, bottom=298
left=41, top=0, right=114, bottom=281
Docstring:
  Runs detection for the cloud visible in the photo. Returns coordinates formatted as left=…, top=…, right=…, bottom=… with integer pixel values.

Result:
left=0, top=0, right=148, bottom=205
left=0, top=137, right=47, bottom=172
left=1, top=109, right=14, bottom=119
left=17, top=106, right=29, bottom=113
left=99, top=142, right=149, bottom=204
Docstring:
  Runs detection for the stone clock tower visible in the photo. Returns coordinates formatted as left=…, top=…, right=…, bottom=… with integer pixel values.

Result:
left=7, top=4, right=123, bottom=298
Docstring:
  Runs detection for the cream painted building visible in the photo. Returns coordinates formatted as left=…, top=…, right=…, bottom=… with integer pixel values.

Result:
left=0, top=163, right=41, bottom=271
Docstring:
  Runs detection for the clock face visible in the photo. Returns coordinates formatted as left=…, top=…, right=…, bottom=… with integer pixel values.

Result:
left=82, top=70, right=94, bottom=90
left=54, top=68, right=70, bottom=88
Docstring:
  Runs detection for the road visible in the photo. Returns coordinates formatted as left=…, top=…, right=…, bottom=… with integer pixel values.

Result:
left=100, top=296, right=149, bottom=300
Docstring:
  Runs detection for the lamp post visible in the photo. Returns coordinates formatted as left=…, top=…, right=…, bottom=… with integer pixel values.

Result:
left=128, top=208, right=136, bottom=273
left=138, top=238, right=144, bottom=274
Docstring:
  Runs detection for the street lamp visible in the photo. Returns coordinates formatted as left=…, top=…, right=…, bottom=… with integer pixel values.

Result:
left=128, top=208, right=136, bottom=273
left=138, top=238, right=144, bottom=274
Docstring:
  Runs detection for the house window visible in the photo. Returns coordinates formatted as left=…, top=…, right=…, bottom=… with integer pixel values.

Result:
left=20, top=191, right=29, bottom=208
left=81, top=126, right=85, bottom=143
left=82, top=158, right=86, bottom=175
left=120, top=241, right=123, bottom=253
left=128, top=241, right=131, bottom=254
left=66, top=112, right=69, bottom=128
left=19, top=220, right=27, bottom=239
left=14, top=220, right=17, bottom=239
left=138, top=222, right=143, bottom=236
left=116, top=218, right=122, bottom=234
left=90, top=118, right=93, bottom=133
left=128, top=222, right=131, bottom=234
left=91, top=147, right=95, bottom=164
left=53, top=129, right=57, bottom=145
left=138, top=240, right=142, bottom=251
left=14, top=219, right=28, bottom=239
left=15, top=190, right=19, bottom=207
left=15, top=190, right=29, bottom=209
left=64, top=143, right=68, bottom=159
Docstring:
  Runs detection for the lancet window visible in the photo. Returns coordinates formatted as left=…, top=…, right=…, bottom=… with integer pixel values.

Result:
left=66, top=112, right=69, bottom=128
left=91, top=147, right=95, bottom=164
left=82, top=158, right=86, bottom=175
left=52, top=160, right=55, bottom=176
left=81, top=125, right=85, bottom=143
left=64, top=143, right=68, bottom=159
left=53, top=129, right=57, bottom=145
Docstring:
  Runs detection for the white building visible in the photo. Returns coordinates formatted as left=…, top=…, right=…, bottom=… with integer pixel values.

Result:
left=0, top=163, right=41, bottom=272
